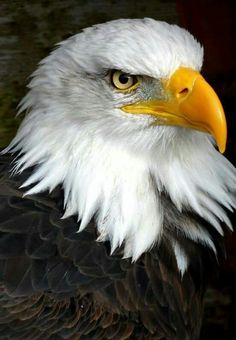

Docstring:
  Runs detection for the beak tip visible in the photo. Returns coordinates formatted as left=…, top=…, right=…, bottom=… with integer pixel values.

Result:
left=219, top=145, right=226, bottom=154
left=217, top=137, right=226, bottom=154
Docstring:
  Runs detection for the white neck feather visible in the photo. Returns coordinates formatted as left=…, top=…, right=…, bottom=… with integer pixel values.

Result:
left=7, top=123, right=236, bottom=263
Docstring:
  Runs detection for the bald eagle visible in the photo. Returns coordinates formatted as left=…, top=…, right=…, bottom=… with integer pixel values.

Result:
left=0, top=18, right=235, bottom=339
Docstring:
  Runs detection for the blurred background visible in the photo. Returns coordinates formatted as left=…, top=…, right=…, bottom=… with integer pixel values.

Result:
left=0, top=0, right=235, bottom=338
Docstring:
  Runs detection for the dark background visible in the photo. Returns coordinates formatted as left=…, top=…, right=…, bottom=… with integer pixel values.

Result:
left=0, top=0, right=236, bottom=338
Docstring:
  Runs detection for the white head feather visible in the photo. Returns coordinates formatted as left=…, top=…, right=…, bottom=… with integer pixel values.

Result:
left=6, top=18, right=236, bottom=269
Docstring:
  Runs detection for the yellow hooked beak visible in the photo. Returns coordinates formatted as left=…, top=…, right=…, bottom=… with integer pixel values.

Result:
left=121, top=67, right=227, bottom=153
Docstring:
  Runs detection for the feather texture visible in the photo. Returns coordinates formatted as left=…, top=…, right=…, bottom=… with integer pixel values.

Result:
left=4, top=19, right=236, bottom=261
left=0, top=154, right=219, bottom=339
left=1, top=18, right=236, bottom=339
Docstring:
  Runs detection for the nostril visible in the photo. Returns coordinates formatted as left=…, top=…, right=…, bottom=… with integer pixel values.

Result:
left=178, top=88, right=189, bottom=96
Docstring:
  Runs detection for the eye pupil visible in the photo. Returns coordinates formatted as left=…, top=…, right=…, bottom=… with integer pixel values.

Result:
left=119, top=74, right=129, bottom=84
left=111, top=70, right=138, bottom=90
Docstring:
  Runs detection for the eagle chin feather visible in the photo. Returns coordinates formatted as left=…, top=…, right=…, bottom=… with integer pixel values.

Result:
left=4, top=18, right=236, bottom=273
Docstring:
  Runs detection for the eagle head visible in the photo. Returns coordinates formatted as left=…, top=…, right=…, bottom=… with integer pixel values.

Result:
left=6, top=18, right=236, bottom=272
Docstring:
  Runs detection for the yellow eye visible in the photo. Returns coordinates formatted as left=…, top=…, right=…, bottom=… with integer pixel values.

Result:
left=111, top=70, right=138, bottom=90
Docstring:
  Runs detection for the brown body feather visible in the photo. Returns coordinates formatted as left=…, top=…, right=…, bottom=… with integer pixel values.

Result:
left=0, top=154, right=220, bottom=339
